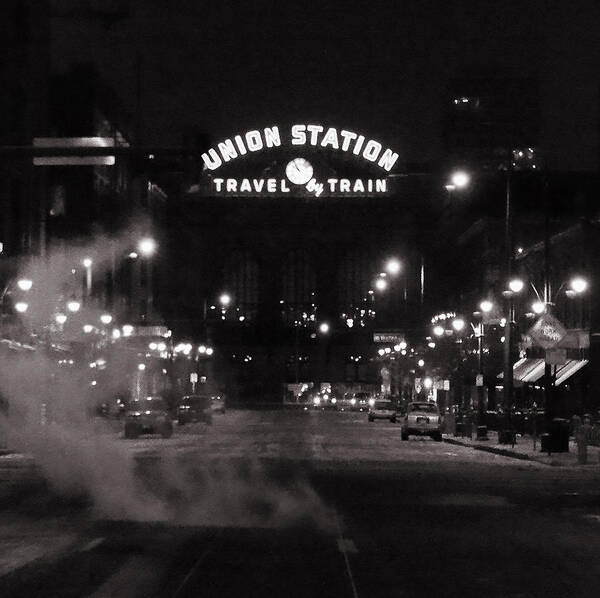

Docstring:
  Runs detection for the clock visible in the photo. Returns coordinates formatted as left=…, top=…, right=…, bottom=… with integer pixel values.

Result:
left=285, top=157, right=313, bottom=185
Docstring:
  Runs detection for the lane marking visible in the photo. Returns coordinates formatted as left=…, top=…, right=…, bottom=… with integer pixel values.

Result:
left=172, top=547, right=212, bottom=598
left=80, top=537, right=105, bottom=552
left=337, top=538, right=358, bottom=553
left=334, top=512, right=360, bottom=598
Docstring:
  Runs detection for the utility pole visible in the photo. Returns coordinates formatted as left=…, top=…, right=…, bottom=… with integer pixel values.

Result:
left=502, top=170, right=514, bottom=433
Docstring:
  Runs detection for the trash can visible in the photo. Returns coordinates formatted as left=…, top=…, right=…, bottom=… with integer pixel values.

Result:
left=549, top=417, right=569, bottom=453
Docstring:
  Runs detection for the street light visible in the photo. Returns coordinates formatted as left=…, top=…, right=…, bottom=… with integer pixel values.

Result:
left=138, top=237, right=157, bottom=256
left=55, top=313, right=67, bottom=325
left=452, top=318, right=465, bottom=332
left=374, top=278, right=387, bottom=291
left=319, top=322, right=330, bottom=334
left=508, top=278, right=525, bottom=294
left=433, top=325, right=445, bottom=337
left=219, top=293, right=232, bottom=307
left=532, top=300, right=546, bottom=314
left=449, top=170, right=470, bottom=189
left=385, top=258, right=401, bottom=276
left=569, top=277, right=588, bottom=294
left=14, top=302, right=28, bottom=313
left=480, top=300, right=493, bottom=313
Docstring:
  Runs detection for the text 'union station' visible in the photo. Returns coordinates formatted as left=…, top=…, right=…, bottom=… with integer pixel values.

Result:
left=201, top=125, right=399, bottom=172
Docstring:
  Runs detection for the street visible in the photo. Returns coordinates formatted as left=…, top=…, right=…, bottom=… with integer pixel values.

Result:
left=2, top=409, right=600, bottom=597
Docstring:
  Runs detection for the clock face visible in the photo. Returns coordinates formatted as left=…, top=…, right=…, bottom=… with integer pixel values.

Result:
left=285, top=158, right=314, bottom=185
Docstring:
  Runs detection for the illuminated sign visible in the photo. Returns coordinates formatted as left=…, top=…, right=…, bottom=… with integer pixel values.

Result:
left=201, top=125, right=399, bottom=173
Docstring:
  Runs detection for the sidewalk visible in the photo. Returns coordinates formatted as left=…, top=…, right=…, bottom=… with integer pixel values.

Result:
left=444, top=430, right=600, bottom=467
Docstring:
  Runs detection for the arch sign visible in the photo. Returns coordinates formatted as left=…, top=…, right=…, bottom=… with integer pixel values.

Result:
left=194, top=124, right=399, bottom=198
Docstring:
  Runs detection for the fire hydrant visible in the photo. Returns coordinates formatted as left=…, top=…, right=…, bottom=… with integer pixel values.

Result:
left=575, top=416, right=592, bottom=464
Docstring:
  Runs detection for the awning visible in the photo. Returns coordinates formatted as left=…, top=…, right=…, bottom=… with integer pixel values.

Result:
left=499, top=357, right=588, bottom=385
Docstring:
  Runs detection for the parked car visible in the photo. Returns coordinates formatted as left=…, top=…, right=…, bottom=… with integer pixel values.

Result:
left=177, top=395, right=213, bottom=425
left=401, top=401, right=442, bottom=441
left=210, top=394, right=227, bottom=414
left=368, top=399, right=397, bottom=422
left=124, top=396, right=173, bottom=439
left=352, top=391, right=372, bottom=412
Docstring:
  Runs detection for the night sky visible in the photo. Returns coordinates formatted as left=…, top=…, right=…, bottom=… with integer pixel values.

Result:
left=51, top=0, right=600, bottom=171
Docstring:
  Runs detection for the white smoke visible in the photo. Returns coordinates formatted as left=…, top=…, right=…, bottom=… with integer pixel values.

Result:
left=0, top=232, right=333, bottom=530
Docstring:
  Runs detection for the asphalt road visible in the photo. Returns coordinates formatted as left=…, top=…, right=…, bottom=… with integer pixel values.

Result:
left=2, top=409, right=600, bottom=597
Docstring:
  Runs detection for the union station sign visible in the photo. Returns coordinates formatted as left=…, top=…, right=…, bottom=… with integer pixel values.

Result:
left=190, top=124, right=399, bottom=198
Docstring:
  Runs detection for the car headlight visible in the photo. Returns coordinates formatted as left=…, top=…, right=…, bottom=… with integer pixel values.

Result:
left=331, top=398, right=337, bottom=404
left=350, top=398, right=356, bottom=405
left=368, top=398, right=375, bottom=407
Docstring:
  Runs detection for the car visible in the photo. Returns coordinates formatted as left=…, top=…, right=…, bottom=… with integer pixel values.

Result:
left=352, top=391, right=372, bottom=412
left=368, top=399, right=397, bottom=422
left=401, top=401, right=442, bottom=441
left=177, top=394, right=213, bottom=425
left=210, top=394, right=226, bottom=414
left=124, top=396, right=173, bottom=439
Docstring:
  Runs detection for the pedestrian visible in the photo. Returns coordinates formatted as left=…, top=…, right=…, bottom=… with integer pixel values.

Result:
left=575, top=415, right=593, bottom=464
left=570, top=414, right=582, bottom=438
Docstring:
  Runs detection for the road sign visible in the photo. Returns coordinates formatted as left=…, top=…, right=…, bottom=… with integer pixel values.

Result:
left=528, top=313, right=567, bottom=349
left=373, top=331, right=403, bottom=343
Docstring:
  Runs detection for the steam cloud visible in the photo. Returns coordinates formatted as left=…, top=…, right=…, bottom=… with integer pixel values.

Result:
left=0, top=230, right=332, bottom=530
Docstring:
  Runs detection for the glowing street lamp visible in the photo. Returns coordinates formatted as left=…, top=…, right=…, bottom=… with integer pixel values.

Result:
left=14, top=302, right=28, bottom=313
left=508, top=278, right=524, bottom=294
left=452, top=318, right=465, bottom=332
left=219, top=293, right=232, bottom=307
left=570, top=277, right=588, bottom=294
left=17, top=279, right=33, bottom=292
left=480, top=300, right=493, bottom=313
left=374, top=278, right=388, bottom=291
left=532, top=301, right=546, bottom=314
left=433, top=325, right=445, bottom=337
left=319, top=322, right=330, bottom=334
left=450, top=170, right=470, bottom=189
left=55, top=313, right=67, bottom=325
left=100, top=313, right=113, bottom=325
left=385, top=258, right=401, bottom=276
left=138, top=237, right=157, bottom=257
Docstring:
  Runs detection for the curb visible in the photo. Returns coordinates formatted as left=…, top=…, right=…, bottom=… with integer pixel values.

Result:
left=443, top=436, right=600, bottom=467
left=443, top=437, right=532, bottom=461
